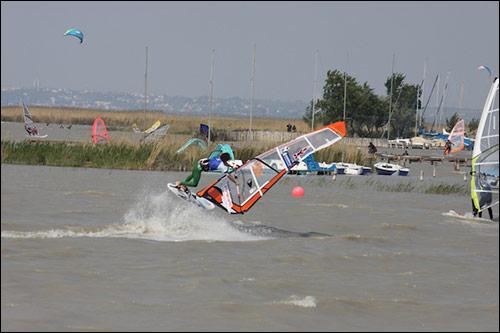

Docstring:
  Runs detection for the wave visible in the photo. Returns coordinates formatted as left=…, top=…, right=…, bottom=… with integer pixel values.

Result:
left=273, top=295, right=317, bottom=308
left=1, top=190, right=268, bottom=242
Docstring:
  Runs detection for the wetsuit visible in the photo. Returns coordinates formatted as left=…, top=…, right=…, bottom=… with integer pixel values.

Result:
left=180, top=160, right=204, bottom=187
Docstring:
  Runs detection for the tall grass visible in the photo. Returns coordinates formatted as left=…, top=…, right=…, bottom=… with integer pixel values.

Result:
left=1, top=139, right=280, bottom=171
left=1, top=140, right=154, bottom=169
left=1, top=106, right=309, bottom=134
left=333, top=177, right=467, bottom=196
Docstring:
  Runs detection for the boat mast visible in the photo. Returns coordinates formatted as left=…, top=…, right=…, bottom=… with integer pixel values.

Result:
left=208, top=49, right=215, bottom=144
left=311, top=49, right=319, bottom=131
left=343, top=52, right=348, bottom=123
left=144, top=46, right=148, bottom=129
left=249, top=44, right=256, bottom=140
left=387, top=53, right=395, bottom=140
left=418, top=59, right=427, bottom=128
left=458, top=81, right=464, bottom=114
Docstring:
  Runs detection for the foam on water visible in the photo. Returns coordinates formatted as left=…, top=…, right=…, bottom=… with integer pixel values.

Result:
left=442, top=210, right=498, bottom=225
left=274, top=295, right=317, bottom=308
left=1, top=190, right=268, bottom=242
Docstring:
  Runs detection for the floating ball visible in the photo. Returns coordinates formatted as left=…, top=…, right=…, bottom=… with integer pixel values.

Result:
left=291, top=186, right=304, bottom=197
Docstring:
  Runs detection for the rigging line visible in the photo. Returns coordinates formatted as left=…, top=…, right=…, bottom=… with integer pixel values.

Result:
left=420, top=74, right=439, bottom=125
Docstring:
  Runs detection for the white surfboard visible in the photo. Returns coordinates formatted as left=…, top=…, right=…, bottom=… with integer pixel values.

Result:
left=167, top=183, right=215, bottom=210
left=442, top=210, right=496, bottom=223
left=26, top=134, right=48, bottom=139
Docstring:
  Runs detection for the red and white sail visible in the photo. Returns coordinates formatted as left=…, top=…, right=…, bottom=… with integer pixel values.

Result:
left=92, top=116, right=110, bottom=144
left=446, top=119, right=465, bottom=155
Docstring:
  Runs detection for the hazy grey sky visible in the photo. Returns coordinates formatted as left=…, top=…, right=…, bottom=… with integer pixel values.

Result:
left=1, top=1, right=498, bottom=108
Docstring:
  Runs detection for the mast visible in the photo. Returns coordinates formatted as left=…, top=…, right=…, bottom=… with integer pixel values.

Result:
left=419, top=59, right=427, bottom=127
left=208, top=49, right=215, bottom=144
left=311, top=49, right=319, bottom=131
left=343, top=52, right=348, bottom=123
left=387, top=53, right=395, bottom=140
left=249, top=44, right=256, bottom=140
left=439, top=72, right=451, bottom=126
left=435, top=75, right=440, bottom=127
left=144, top=46, right=148, bottom=129
left=458, top=81, right=464, bottom=111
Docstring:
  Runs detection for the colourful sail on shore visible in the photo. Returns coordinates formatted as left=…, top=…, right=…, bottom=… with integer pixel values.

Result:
left=92, top=116, right=110, bottom=144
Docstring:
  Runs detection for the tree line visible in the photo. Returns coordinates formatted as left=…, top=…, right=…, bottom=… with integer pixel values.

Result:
left=303, top=70, right=479, bottom=138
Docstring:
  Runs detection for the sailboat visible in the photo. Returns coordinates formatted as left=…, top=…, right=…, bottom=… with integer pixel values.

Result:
left=22, top=101, right=47, bottom=139
left=470, top=77, right=499, bottom=215
left=444, top=118, right=465, bottom=155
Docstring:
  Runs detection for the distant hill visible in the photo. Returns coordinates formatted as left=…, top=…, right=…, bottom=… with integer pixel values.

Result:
left=1, top=87, right=308, bottom=119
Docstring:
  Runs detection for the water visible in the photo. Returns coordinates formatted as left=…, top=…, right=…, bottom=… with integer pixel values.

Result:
left=1, top=164, right=498, bottom=331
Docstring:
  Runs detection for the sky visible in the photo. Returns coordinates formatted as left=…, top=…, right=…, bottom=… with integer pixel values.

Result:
left=1, top=1, right=499, bottom=109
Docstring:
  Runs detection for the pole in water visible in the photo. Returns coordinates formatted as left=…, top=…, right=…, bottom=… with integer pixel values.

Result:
left=463, top=172, right=467, bottom=182
left=332, top=171, right=337, bottom=181
left=420, top=169, right=424, bottom=181
left=432, top=164, right=436, bottom=177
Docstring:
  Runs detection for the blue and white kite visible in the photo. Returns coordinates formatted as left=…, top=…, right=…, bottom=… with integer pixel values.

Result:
left=64, top=28, right=84, bottom=44
left=477, top=65, right=492, bottom=77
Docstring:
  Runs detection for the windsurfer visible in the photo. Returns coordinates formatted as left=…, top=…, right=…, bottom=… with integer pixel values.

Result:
left=444, top=140, right=452, bottom=155
left=25, top=125, right=38, bottom=136
left=472, top=175, right=494, bottom=220
left=368, top=142, right=377, bottom=155
left=175, top=148, right=239, bottom=193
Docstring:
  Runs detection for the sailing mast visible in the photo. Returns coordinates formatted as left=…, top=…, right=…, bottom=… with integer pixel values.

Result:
left=343, top=52, right=348, bottom=123
left=458, top=81, right=464, bottom=113
left=208, top=49, right=215, bottom=144
left=143, top=46, right=149, bottom=129
left=311, top=49, right=319, bottom=131
left=249, top=44, right=256, bottom=140
left=387, top=53, right=395, bottom=140
left=417, top=60, right=427, bottom=133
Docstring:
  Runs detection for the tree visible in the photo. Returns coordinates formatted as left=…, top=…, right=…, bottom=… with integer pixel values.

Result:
left=304, top=70, right=387, bottom=137
left=445, top=112, right=461, bottom=132
left=468, top=118, right=480, bottom=137
left=384, top=73, right=420, bottom=138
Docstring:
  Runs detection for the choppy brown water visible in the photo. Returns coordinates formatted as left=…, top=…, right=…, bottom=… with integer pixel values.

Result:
left=1, top=163, right=498, bottom=331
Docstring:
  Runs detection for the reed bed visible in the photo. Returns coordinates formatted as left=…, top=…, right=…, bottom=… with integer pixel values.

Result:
left=333, top=178, right=467, bottom=196
left=0, top=138, right=280, bottom=172
left=1, top=106, right=308, bottom=134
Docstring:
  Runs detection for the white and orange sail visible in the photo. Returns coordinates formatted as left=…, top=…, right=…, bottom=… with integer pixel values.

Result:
left=445, top=119, right=465, bottom=155
left=196, top=121, right=346, bottom=214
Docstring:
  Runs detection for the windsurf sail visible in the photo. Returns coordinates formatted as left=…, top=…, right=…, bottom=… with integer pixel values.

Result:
left=92, top=116, right=110, bottom=144
left=471, top=77, right=499, bottom=213
left=144, top=120, right=161, bottom=134
left=445, top=118, right=465, bottom=155
left=141, top=124, right=169, bottom=143
left=176, top=138, right=208, bottom=154
left=208, top=143, right=235, bottom=161
left=197, top=121, right=346, bottom=214
left=21, top=101, right=43, bottom=137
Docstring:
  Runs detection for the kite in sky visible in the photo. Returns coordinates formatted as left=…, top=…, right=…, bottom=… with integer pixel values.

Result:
left=64, top=28, right=84, bottom=44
